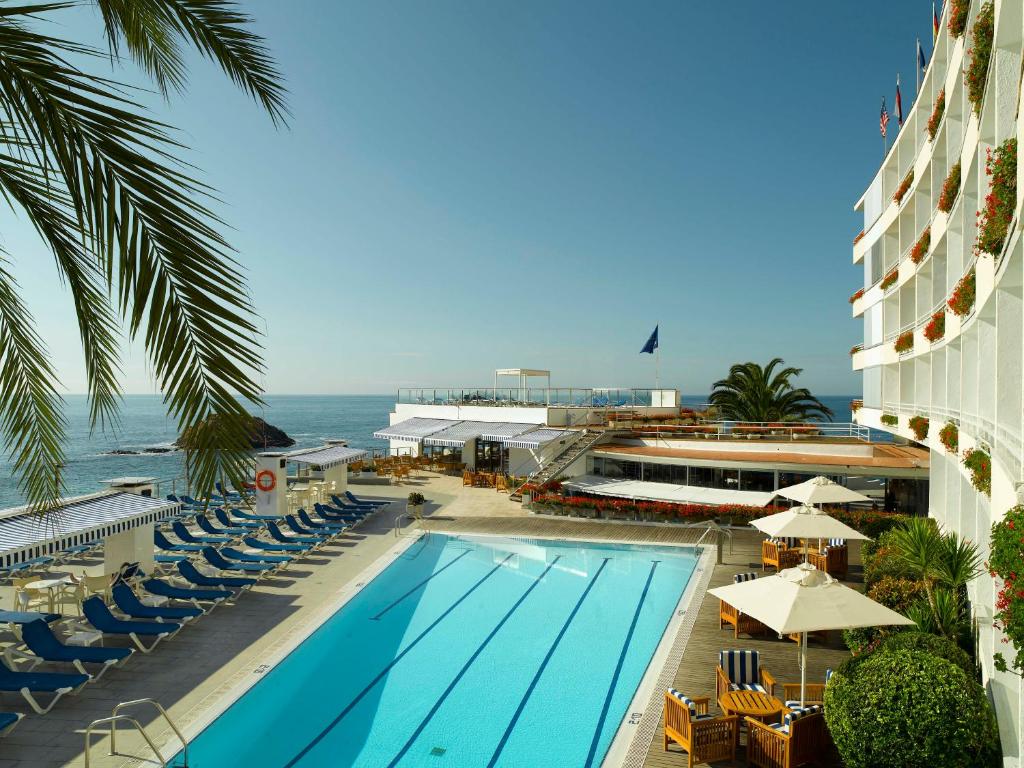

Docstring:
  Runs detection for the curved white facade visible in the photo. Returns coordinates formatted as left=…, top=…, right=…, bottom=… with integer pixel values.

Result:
left=851, top=2, right=1023, bottom=763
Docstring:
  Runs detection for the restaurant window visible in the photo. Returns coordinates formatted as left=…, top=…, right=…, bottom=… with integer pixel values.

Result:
left=739, top=470, right=775, bottom=493
left=475, top=440, right=508, bottom=473
left=688, top=466, right=739, bottom=489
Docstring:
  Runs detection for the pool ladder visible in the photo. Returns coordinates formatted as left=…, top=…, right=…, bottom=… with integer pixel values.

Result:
left=84, top=698, right=188, bottom=767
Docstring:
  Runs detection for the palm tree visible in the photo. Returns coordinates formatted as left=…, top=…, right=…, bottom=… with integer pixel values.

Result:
left=0, top=2, right=286, bottom=509
left=708, top=358, right=834, bottom=422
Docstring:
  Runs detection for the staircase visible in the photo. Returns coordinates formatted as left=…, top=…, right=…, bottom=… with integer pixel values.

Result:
left=510, top=429, right=607, bottom=501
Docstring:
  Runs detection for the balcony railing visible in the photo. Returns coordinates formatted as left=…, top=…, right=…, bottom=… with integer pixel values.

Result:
left=397, top=388, right=667, bottom=408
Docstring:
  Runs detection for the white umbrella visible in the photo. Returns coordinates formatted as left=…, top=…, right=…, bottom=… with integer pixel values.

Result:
left=776, top=475, right=871, bottom=506
left=751, top=505, right=868, bottom=543
left=709, top=562, right=914, bottom=705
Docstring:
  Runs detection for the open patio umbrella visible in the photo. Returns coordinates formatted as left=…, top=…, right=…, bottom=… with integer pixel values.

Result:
left=709, top=562, right=914, bottom=705
left=775, top=475, right=871, bottom=506
left=751, top=504, right=868, bottom=560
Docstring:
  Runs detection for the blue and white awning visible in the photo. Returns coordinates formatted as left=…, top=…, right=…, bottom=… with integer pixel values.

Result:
left=287, top=445, right=367, bottom=469
left=502, top=428, right=574, bottom=450
left=477, top=423, right=539, bottom=442
left=373, top=418, right=454, bottom=443
left=424, top=421, right=535, bottom=448
left=0, top=492, right=179, bottom=569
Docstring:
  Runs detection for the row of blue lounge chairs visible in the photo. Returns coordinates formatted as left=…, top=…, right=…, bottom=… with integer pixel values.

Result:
left=0, top=491, right=390, bottom=733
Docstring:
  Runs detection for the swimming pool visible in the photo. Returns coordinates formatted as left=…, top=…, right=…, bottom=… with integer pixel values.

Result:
left=171, top=533, right=702, bottom=767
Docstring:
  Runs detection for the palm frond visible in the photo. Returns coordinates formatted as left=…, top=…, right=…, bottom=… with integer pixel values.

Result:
left=93, top=0, right=186, bottom=96
left=0, top=259, right=66, bottom=510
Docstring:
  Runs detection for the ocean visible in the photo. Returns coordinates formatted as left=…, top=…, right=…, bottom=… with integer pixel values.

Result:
left=0, top=393, right=858, bottom=510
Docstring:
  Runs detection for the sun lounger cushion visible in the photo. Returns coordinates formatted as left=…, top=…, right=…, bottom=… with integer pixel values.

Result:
left=719, top=649, right=760, bottom=686
left=667, top=688, right=712, bottom=720
left=0, top=657, right=89, bottom=691
left=734, top=572, right=758, bottom=583
left=82, top=597, right=181, bottom=636
left=22, top=619, right=132, bottom=663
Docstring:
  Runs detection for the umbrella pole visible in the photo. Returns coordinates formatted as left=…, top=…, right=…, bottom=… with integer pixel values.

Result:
left=800, top=631, right=807, bottom=707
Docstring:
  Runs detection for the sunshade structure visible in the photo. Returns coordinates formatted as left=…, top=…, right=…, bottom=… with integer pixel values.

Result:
left=563, top=475, right=777, bottom=507
left=709, top=562, right=914, bottom=705
left=424, top=421, right=535, bottom=448
left=0, top=492, right=179, bottom=570
left=501, top=428, right=573, bottom=450
left=372, top=418, right=453, bottom=443
left=751, top=505, right=868, bottom=544
left=286, top=445, right=367, bottom=470
left=775, top=475, right=871, bottom=506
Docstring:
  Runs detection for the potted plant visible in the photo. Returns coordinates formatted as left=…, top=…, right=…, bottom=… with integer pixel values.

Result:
left=407, top=492, right=426, bottom=519
left=976, top=138, right=1017, bottom=256
left=894, top=330, right=914, bottom=354
left=939, top=421, right=959, bottom=452
left=948, top=269, right=976, bottom=317
left=938, top=161, right=961, bottom=212
left=926, top=89, right=945, bottom=140
left=880, top=268, right=899, bottom=290
left=908, top=415, right=930, bottom=441
left=948, top=0, right=969, bottom=37
left=963, top=449, right=992, bottom=495
left=893, top=168, right=914, bottom=204
left=923, top=311, right=946, bottom=342
left=965, top=2, right=994, bottom=115
left=910, top=227, right=931, bottom=264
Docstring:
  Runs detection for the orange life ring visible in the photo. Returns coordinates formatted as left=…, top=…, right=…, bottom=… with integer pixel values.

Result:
left=255, top=470, right=276, bottom=493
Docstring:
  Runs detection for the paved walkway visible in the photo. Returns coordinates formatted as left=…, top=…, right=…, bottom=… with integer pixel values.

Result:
left=0, top=473, right=854, bottom=767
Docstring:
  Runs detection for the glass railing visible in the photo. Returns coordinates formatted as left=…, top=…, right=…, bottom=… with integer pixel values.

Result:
left=397, top=388, right=661, bottom=408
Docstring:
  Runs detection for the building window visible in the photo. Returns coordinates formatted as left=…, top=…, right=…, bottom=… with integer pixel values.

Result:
left=688, top=466, right=739, bottom=489
left=739, top=470, right=775, bottom=493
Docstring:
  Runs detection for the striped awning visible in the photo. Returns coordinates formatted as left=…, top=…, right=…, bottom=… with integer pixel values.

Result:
left=373, top=418, right=454, bottom=443
left=0, top=492, right=179, bottom=569
left=477, top=423, right=539, bottom=442
left=287, top=445, right=367, bottom=469
left=502, top=428, right=574, bottom=450
left=424, top=421, right=535, bottom=448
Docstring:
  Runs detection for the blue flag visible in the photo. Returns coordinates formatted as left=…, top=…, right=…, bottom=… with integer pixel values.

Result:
left=918, top=38, right=927, bottom=75
left=640, top=325, right=658, bottom=354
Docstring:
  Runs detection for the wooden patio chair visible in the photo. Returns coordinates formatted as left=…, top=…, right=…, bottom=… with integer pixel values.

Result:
left=663, top=690, right=738, bottom=768
left=716, top=649, right=775, bottom=704
left=746, top=705, right=830, bottom=768
left=781, top=669, right=833, bottom=708
left=720, top=572, right=770, bottom=638
left=462, top=470, right=474, bottom=487
left=762, top=539, right=801, bottom=572
left=807, top=540, right=848, bottom=579
left=495, top=474, right=509, bottom=493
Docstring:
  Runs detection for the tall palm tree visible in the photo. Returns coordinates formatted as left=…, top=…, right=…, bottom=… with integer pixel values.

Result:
left=0, top=1, right=287, bottom=509
left=708, top=358, right=834, bottom=422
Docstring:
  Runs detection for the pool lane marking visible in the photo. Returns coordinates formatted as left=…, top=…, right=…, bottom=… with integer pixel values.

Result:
left=282, top=553, right=516, bottom=768
left=583, top=560, right=660, bottom=768
left=485, top=557, right=611, bottom=768
left=383, top=556, right=563, bottom=768
left=371, top=550, right=472, bottom=620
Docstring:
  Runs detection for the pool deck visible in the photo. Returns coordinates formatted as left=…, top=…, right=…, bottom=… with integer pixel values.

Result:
left=0, top=472, right=853, bottom=767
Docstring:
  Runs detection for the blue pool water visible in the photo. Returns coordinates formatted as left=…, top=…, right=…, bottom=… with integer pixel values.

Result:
left=172, top=534, right=699, bottom=767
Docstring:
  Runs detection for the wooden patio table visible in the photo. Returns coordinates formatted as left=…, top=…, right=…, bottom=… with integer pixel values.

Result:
left=719, top=690, right=785, bottom=748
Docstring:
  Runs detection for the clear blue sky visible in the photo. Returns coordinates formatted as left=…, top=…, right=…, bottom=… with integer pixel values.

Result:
left=12, top=1, right=935, bottom=397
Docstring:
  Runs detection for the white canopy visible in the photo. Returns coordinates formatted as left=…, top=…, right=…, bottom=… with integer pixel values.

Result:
left=424, top=421, right=535, bottom=448
left=776, top=475, right=871, bottom=506
left=287, top=445, right=367, bottom=469
left=710, top=563, right=913, bottom=704
left=373, top=418, right=453, bottom=443
left=501, top=428, right=573, bottom=450
left=562, top=475, right=777, bottom=507
left=751, top=504, right=869, bottom=541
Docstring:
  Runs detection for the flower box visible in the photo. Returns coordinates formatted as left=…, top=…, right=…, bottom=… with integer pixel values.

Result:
left=989, top=506, right=1024, bottom=675
left=853, top=230, right=865, bottom=245
left=923, top=311, right=946, bottom=342
left=910, top=227, right=931, bottom=264
left=850, top=344, right=862, bottom=356
left=963, top=448, right=992, bottom=495
left=926, top=90, right=945, bottom=140
left=976, top=138, right=1017, bottom=256
left=966, top=3, right=994, bottom=115
left=948, top=269, right=976, bottom=317
left=908, top=415, right=929, bottom=441
left=939, top=421, right=959, bottom=452
left=894, top=331, right=914, bottom=353
left=893, top=169, right=914, bottom=204
left=948, top=0, right=969, bottom=37
left=938, top=162, right=961, bottom=213
left=880, top=268, right=899, bottom=290
left=849, top=288, right=864, bottom=304
left=880, top=413, right=898, bottom=427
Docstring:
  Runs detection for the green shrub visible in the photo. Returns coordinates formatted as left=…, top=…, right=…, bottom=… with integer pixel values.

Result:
left=868, top=576, right=925, bottom=613
left=842, top=626, right=880, bottom=655
left=825, top=649, right=1000, bottom=768
left=863, top=530, right=914, bottom=588
left=878, top=631, right=974, bottom=676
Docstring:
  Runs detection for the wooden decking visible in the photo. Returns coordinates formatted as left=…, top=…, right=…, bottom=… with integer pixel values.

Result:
left=424, top=513, right=851, bottom=768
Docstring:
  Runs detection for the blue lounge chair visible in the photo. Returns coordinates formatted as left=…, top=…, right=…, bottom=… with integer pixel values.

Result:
left=142, top=579, right=232, bottom=610
left=155, top=530, right=204, bottom=553
left=201, top=547, right=276, bottom=575
left=1, top=556, right=55, bottom=576
left=58, top=543, right=96, bottom=560
left=155, top=554, right=188, bottom=565
left=216, top=508, right=262, bottom=530
left=0, top=712, right=21, bottom=736
left=0, top=656, right=90, bottom=714
left=343, top=491, right=389, bottom=508
left=297, top=508, right=348, bottom=532
left=171, top=520, right=232, bottom=545
left=284, top=515, right=334, bottom=540
left=0, top=611, right=60, bottom=627
left=196, top=515, right=248, bottom=537
left=221, top=547, right=292, bottom=566
left=314, top=503, right=362, bottom=523
left=177, top=561, right=255, bottom=592
left=328, top=497, right=374, bottom=514
left=179, top=495, right=204, bottom=507
left=242, top=535, right=311, bottom=554
left=81, top=597, right=180, bottom=653
left=267, top=521, right=322, bottom=547
left=230, top=507, right=284, bottom=522
left=17, top=619, right=132, bottom=680
left=111, top=584, right=202, bottom=623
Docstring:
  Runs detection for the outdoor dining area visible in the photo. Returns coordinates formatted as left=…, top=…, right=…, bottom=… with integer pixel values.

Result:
left=659, top=477, right=916, bottom=768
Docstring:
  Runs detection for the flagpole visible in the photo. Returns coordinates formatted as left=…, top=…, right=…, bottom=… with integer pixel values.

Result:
left=916, top=38, right=921, bottom=96
left=655, top=319, right=661, bottom=391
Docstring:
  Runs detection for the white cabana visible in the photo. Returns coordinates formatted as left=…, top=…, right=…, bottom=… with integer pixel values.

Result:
left=372, top=417, right=454, bottom=443
left=562, top=475, right=777, bottom=507
left=710, top=563, right=914, bottom=705
left=423, top=421, right=535, bottom=448
left=775, top=475, right=871, bottom=506
left=501, top=428, right=574, bottom=450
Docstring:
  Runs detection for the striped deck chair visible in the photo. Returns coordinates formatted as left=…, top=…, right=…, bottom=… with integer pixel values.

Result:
left=719, top=573, right=769, bottom=638
left=782, top=668, right=834, bottom=708
left=663, top=689, right=737, bottom=767
left=746, top=704, right=829, bottom=768
left=716, top=649, right=775, bottom=705
left=761, top=538, right=800, bottom=572
left=809, top=538, right=848, bottom=579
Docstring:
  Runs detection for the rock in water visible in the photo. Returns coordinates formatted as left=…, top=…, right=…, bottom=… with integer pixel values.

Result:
left=175, top=415, right=295, bottom=451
